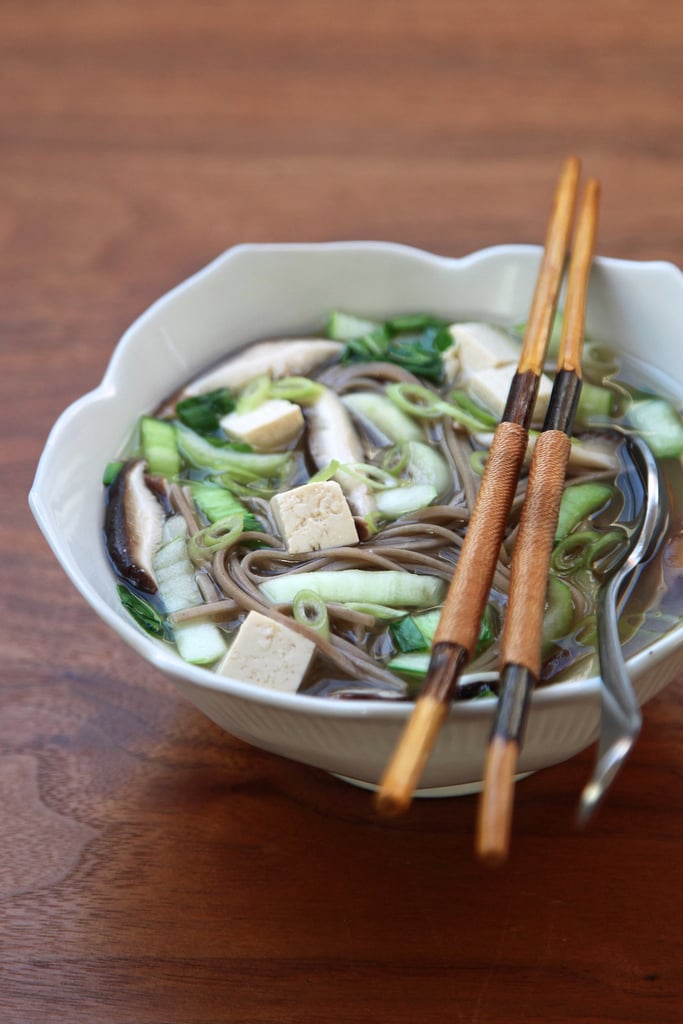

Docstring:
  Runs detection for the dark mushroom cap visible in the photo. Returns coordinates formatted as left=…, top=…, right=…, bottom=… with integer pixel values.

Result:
left=104, top=459, right=166, bottom=593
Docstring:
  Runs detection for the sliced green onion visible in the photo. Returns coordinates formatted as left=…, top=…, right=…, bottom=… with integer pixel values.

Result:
left=447, top=390, right=498, bottom=429
left=190, top=480, right=263, bottom=533
left=385, top=382, right=445, bottom=419
left=178, top=425, right=292, bottom=481
left=343, top=602, right=407, bottom=620
left=140, top=416, right=180, bottom=478
left=470, top=449, right=489, bottom=475
left=555, top=482, right=614, bottom=542
left=260, top=570, right=447, bottom=608
left=375, top=483, right=438, bottom=518
left=343, top=391, right=423, bottom=442
left=574, top=381, right=615, bottom=428
left=187, top=515, right=244, bottom=564
left=392, top=441, right=453, bottom=496
left=386, top=382, right=498, bottom=433
left=551, top=531, right=597, bottom=575
left=627, top=397, right=683, bottom=458
left=308, top=459, right=342, bottom=483
left=270, top=376, right=323, bottom=404
left=582, top=342, right=620, bottom=379
left=221, top=477, right=281, bottom=499
left=588, top=529, right=629, bottom=573
left=292, top=590, right=330, bottom=640
left=235, top=375, right=272, bottom=413
left=541, top=576, right=576, bottom=654
left=103, top=461, right=124, bottom=485
left=342, top=462, right=398, bottom=490
left=327, top=311, right=382, bottom=340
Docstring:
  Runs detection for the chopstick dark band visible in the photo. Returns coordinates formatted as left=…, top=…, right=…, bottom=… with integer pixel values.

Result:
left=542, top=369, right=582, bottom=432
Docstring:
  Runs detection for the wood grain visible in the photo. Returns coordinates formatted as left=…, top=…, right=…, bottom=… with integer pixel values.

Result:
left=2, top=1, right=682, bottom=1021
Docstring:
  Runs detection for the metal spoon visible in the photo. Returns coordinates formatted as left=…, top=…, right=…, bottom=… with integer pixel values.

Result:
left=578, top=434, right=669, bottom=823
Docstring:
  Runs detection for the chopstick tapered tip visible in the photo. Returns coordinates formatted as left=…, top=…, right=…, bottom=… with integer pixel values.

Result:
left=475, top=735, right=520, bottom=866
left=375, top=695, right=449, bottom=817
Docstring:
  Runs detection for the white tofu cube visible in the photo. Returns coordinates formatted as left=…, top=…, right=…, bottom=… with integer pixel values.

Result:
left=271, top=480, right=359, bottom=554
left=220, top=399, right=304, bottom=451
left=216, top=610, right=315, bottom=693
left=448, top=322, right=522, bottom=380
left=466, top=364, right=553, bottom=424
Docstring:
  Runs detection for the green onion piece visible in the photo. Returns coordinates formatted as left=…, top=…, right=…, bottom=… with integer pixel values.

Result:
left=342, top=462, right=398, bottom=490
left=270, top=376, right=323, bottom=404
left=574, top=381, right=615, bottom=428
left=446, top=390, right=498, bottom=429
left=385, top=314, right=448, bottom=333
left=375, top=483, right=438, bottom=519
left=470, top=449, right=489, bottom=475
left=190, top=480, right=263, bottom=532
left=103, top=461, right=124, bottom=485
left=187, top=515, right=244, bottom=564
left=343, top=325, right=391, bottom=361
left=555, top=482, right=614, bottom=542
left=292, top=590, right=330, bottom=640
left=176, top=388, right=235, bottom=434
left=220, top=478, right=280, bottom=499
left=575, top=609, right=644, bottom=649
left=582, top=342, right=620, bottom=378
left=308, top=459, right=342, bottom=483
left=343, top=602, right=406, bottom=619
left=551, top=531, right=597, bottom=575
left=327, top=311, right=382, bottom=340
left=390, top=616, right=427, bottom=653
left=385, top=382, right=445, bottom=419
left=140, top=417, right=181, bottom=478
left=236, top=375, right=272, bottom=413
left=343, top=391, right=423, bottom=442
left=627, top=397, right=683, bottom=458
left=384, top=441, right=452, bottom=497
left=588, top=529, right=629, bottom=574
left=260, top=569, right=446, bottom=608
left=117, top=585, right=166, bottom=638
left=178, top=424, right=292, bottom=482
left=541, top=576, right=576, bottom=655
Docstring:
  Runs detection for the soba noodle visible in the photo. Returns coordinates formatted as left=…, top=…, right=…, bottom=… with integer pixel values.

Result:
left=103, top=314, right=683, bottom=699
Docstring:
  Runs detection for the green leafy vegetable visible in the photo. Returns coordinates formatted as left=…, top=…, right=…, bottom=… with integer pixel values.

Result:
left=176, top=388, right=235, bottom=434
left=332, top=312, right=451, bottom=383
left=140, top=417, right=180, bottom=477
left=117, top=585, right=166, bottom=638
left=190, top=481, right=263, bottom=533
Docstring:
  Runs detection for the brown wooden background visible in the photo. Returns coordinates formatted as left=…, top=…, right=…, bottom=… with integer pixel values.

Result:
left=2, top=2, right=682, bottom=1021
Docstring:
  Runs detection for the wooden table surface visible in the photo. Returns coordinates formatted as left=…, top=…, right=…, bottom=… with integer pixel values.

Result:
left=2, top=2, right=682, bottom=1021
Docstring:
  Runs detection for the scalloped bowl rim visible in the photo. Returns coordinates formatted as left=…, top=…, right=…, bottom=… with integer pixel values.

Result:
left=30, top=240, right=683, bottom=729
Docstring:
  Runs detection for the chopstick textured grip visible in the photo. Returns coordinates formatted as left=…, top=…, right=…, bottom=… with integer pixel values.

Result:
left=501, top=429, right=572, bottom=677
left=433, top=420, right=529, bottom=658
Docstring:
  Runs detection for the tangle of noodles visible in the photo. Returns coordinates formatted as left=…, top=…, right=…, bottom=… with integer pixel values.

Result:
left=104, top=320, right=683, bottom=701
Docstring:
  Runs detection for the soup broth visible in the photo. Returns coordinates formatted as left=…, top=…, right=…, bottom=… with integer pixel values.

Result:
left=102, top=312, right=683, bottom=700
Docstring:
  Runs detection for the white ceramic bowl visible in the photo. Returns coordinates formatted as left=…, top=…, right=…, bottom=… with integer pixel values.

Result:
left=30, top=242, right=683, bottom=795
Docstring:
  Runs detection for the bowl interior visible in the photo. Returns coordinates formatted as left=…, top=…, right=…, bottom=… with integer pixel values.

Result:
left=30, top=242, right=683, bottom=717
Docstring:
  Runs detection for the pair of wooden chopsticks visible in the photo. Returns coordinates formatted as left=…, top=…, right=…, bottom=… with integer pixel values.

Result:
left=377, top=157, right=601, bottom=863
